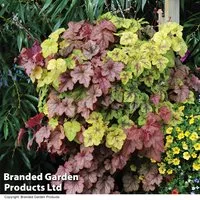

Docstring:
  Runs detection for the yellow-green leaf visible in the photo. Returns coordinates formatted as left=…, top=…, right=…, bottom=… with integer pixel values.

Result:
left=64, top=121, right=81, bottom=142
left=41, top=38, right=58, bottom=58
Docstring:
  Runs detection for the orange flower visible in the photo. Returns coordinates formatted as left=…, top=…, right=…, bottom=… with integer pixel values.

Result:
left=171, top=188, right=179, bottom=194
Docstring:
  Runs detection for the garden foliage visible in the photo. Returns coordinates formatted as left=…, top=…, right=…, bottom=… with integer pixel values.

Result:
left=17, top=13, right=200, bottom=194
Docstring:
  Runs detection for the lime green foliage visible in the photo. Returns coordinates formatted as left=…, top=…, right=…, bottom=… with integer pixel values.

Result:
left=41, top=39, right=58, bottom=58
left=154, top=23, right=187, bottom=56
left=38, top=85, right=49, bottom=114
left=83, top=112, right=107, bottom=147
left=37, top=58, right=67, bottom=89
left=108, top=20, right=186, bottom=80
left=64, top=120, right=81, bottom=142
left=104, top=15, right=190, bottom=126
left=41, top=28, right=65, bottom=58
left=106, top=125, right=126, bottom=152
left=49, top=117, right=59, bottom=129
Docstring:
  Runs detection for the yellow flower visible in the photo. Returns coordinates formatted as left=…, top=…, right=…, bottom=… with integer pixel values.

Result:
left=183, top=152, right=191, bottom=160
left=172, top=147, right=180, bottom=155
left=191, top=153, right=197, bottom=158
left=158, top=166, right=166, bottom=174
left=189, top=117, right=195, bottom=125
left=181, top=142, right=188, bottom=150
left=189, top=132, right=199, bottom=141
left=167, top=169, right=173, bottom=175
left=166, top=135, right=173, bottom=143
left=173, top=158, right=180, bottom=165
left=178, top=106, right=185, bottom=112
left=193, top=162, right=200, bottom=171
left=175, top=127, right=181, bottom=132
left=194, top=143, right=200, bottom=151
left=166, top=127, right=173, bottom=134
left=184, top=131, right=190, bottom=137
left=177, top=132, right=185, bottom=140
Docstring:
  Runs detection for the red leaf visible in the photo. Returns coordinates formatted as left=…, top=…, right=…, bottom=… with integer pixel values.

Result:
left=51, top=164, right=72, bottom=186
left=122, top=174, right=140, bottom=192
left=158, top=106, right=171, bottom=123
left=90, top=20, right=116, bottom=50
left=74, top=147, right=93, bottom=171
left=25, top=113, right=44, bottom=128
left=91, top=57, right=103, bottom=68
left=47, top=126, right=66, bottom=155
left=122, top=126, right=143, bottom=156
left=80, top=22, right=93, bottom=39
left=142, top=165, right=162, bottom=192
left=172, top=65, right=189, bottom=80
left=47, top=93, right=61, bottom=118
left=142, top=126, right=163, bottom=149
left=18, top=41, right=44, bottom=75
left=59, top=97, right=76, bottom=117
left=139, top=113, right=164, bottom=161
left=35, top=126, right=51, bottom=148
left=77, top=99, right=91, bottom=119
left=59, top=72, right=74, bottom=92
left=144, top=147, right=163, bottom=162
left=188, top=74, right=200, bottom=92
left=64, top=177, right=84, bottom=194
left=62, top=21, right=85, bottom=40
left=150, top=94, right=160, bottom=105
left=97, top=20, right=116, bottom=32
left=85, top=84, right=102, bottom=109
left=80, top=170, right=97, bottom=189
left=70, top=63, right=94, bottom=87
left=62, top=21, right=93, bottom=41
left=102, top=60, right=124, bottom=82
left=93, top=176, right=115, bottom=194
left=92, top=67, right=111, bottom=94
left=169, top=84, right=190, bottom=102
left=64, top=161, right=74, bottom=173
left=111, top=154, right=128, bottom=170
left=82, top=40, right=100, bottom=59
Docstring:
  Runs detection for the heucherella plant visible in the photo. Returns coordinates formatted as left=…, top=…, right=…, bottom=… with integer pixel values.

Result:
left=17, top=13, right=200, bottom=194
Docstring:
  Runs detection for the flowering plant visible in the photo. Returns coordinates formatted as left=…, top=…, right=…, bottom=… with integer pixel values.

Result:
left=158, top=103, right=200, bottom=194
left=17, top=13, right=200, bottom=194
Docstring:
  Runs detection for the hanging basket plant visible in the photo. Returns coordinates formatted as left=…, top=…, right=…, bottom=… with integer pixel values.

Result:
left=17, top=13, right=200, bottom=194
